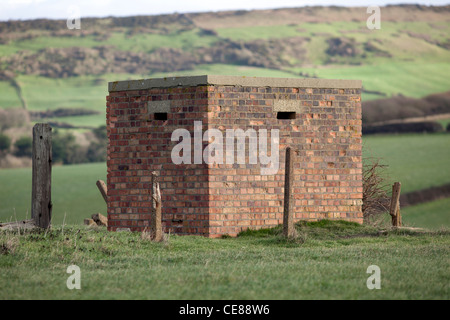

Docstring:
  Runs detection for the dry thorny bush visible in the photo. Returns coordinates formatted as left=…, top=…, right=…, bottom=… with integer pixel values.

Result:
left=363, top=157, right=392, bottom=227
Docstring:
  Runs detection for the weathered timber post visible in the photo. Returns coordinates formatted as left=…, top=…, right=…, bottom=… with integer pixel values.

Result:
left=151, top=171, right=162, bottom=241
left=283, top=147, right=296, bottom=238
left=389, top=182, right=402, bottom=227
left=96, top=180, right=108, bottom=203
left=31, top=123, right=52, bottom=229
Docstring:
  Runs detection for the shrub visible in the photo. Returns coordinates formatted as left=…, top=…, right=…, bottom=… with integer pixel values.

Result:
left=86, top=141, right=106, bottom=163
left=363, top=121, right=444, bottom=135
left=52, top=130, right=85, bottom=165
left=14, top=136, right=32, bottom=157
left=0, top=109, right=30, bottom=131
left=86, top=125, right=107, bottom=163
left=0, top=133, right=11, bottom=152
left=92, top=125, right=107, bottom=141
left=362, top=158, right=391, bottom=225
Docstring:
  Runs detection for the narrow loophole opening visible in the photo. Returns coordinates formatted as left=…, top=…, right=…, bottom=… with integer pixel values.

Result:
left=154, top=113, right=168, bottom=121
left=277, top=112, right=296, bottom=120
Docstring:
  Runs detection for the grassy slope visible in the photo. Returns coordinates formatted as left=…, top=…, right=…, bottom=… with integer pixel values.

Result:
left=0, top=163, right=107, bottom=226
left=402, top=197, right=450, bottom=230
left=363, top=133, right=450, bottom=229
left=0, top=222, right=448, bottom=300
left=299, top=62, right=450, bottom=100
left=2, top=60, right=448, bottom=129
left=0, top=81, right=23, bottom=109
left=363, top=133, right=450, bottom=194
left=1, top=19, right=449, bottom=123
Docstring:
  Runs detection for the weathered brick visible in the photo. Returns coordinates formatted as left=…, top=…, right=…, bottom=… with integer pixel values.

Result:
left=106, top=76, right=363, bottom=236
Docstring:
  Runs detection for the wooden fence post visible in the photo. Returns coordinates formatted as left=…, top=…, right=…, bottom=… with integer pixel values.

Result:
left=389, top=182, right=402, bottom=227
left=151, top=171, right=162, bottom=241
left=96, top=180, right=108, bottom=203
left=31, top=123, right=52, bottom=229
left=283, top=147, right=295, bottom=238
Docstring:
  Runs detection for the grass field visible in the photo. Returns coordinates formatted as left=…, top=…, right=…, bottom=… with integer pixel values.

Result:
left=0, top=221, right=448, bottom=300
left=402, top=197, right=450, bottom=230
left=1, top=18, right=449, bottom=127
left=363, top=133, right=450, bottom=194
left=2, top=60, right=450, bottom=128
left=17, top=75, right=108, bottom=113
left=0, top=162, right=107, bottom=226
left=295, top=62, right=450, bottom=100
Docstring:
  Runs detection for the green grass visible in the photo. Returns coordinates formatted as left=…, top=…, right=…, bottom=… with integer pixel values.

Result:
left=216, top=24, right=302, bottom=41
left=3, top=29, right=218, bottom=56
left=2, top=60, right=450, bottom=126
left=0, top=81, right=22, bottom=109
left=295, top=62, right=450, bottom=101
left=437, top=117, right=450, bottom=130
left=216, top=21, right=450, bottom=66
left=46, top=114, right=105, bottom=128
left=150, top=61, right=450, bottom=101
left=0, top=75, right=109, bottom=127
left=17, top=75, right=108, bottom=113
left=107, top=29, right=218, bottom=53
left=402, top=197, right=450, bottom=230
left=363, top=133, right=450, bottom=193
left=149, top=63, right=301, bottom=79
left=7, top=35, right=101, bottom=53
left=0, top=221, right=448, bottom=299
left=0, top=163, right=107, bottom=226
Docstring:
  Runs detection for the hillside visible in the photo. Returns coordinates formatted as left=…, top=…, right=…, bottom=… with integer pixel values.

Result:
left=0, top=4, right=449, bottom=155
left=1, top=5, right=449, bottom=101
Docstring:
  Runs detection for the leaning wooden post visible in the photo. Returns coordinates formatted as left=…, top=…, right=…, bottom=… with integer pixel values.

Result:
left=31, top=123, right=52, bottom=229
left=96, top=180, right=108, bottom=204
left=151, top=171, right=162, bottom=242
left=389, top=182, right=402, bottom=227
left=283, top=147, right=296, bottom=238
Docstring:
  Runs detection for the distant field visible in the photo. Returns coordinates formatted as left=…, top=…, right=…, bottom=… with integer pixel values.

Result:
left=363, top=133, right=450, bottom=194
left=2, top=60, right=450, bottom=129
left=107, top=29, right=218, bottom=52
left=0, top=81, right=22, bottom=109
left=3, top=60, right=444, bottom=126
left=0, top=16, right=449, bottom=127
left=216, top=20, right=450, bottom=43
left=296, top=62, right=450, bottom=100
left=0, top=163, right=107, bottom=226
left=403, top=197, right=450, bottom=230
left=437, top=117, right=450, bottom=129
left=17, top=75, right=108, bottom=113
left=0, top=133, right=449, bottom=229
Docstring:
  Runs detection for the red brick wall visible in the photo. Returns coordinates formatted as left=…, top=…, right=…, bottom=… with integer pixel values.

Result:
left=106, top=81, right=362, bottom=237
left=106, top=86, right=212, bottom=235
left=206, top=85, right=362, bottom=237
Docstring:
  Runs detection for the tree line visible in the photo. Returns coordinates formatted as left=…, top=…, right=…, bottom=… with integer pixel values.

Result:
left=0, top=126, right=107, bottom=165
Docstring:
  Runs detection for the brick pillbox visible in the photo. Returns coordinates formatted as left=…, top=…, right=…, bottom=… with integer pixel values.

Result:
left=106, top=75, right=363, bottom=238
